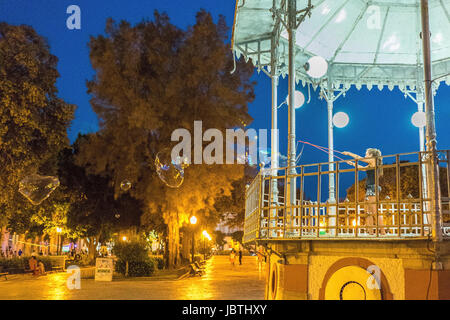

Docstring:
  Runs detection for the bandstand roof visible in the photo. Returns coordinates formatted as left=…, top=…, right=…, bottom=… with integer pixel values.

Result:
left=232, top=0, right=450, bottom=91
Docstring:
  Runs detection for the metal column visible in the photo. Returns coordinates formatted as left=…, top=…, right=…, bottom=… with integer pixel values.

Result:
left=420, top=0, right=442, bottom=242
left=287, top=0, right=297, bottom=209
left=270, top=42, right=279, bottom=238
left=327, top=84, right=336, bottom=203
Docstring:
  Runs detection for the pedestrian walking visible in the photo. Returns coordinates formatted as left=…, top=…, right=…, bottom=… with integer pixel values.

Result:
left=230, top=249, right=236, bottom=267
left=257, top=248, right=264, bottom=273
left=238, top=249, right=243, bottom=265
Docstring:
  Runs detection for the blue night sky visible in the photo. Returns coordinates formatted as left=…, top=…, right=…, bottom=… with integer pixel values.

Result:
left=1, top=0, right=449, bottom=200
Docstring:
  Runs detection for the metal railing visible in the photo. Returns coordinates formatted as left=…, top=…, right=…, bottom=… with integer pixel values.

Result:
left=243, top=150, right=450, bottom=243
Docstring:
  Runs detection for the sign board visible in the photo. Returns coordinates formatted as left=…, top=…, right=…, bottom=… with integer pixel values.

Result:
left=95, top=258, right=114, bottom=281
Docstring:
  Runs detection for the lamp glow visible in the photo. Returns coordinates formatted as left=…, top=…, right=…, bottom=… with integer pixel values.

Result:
left=122, top=236, right=127, bottom=241
left=306, top=56, right=328, bottom=78
left=56, top=227, right=62, bottom=233
left=202, top=230, right=212, bottom=241
left=412, top=111, right=426, bottom=128
left=333, top=112, right=349, bottom=128
left=190, top=216, right=197, bottom=225
left=286, top=90, right=305, bottom=109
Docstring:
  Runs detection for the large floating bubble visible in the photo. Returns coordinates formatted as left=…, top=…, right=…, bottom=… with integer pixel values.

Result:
left=120, top=180, right=132, bottom=191
left=18, top=174, right=60, bottom=205
left=155, top=148, right=186, bottom=188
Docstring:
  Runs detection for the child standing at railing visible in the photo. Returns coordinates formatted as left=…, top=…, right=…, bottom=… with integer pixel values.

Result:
left=342, top=148, right=386, bottom=235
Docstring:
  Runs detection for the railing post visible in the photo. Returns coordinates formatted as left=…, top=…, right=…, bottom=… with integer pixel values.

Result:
left=396, top=155, right=401, bottom=237
left=257, top=173, right=263, bottom=240
left=375, top=156, right=379, bottom=237
left=355, top=160, right=359, bottom=237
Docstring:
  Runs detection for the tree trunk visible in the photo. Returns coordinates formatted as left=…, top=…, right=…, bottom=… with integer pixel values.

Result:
left=165, top=212, right=180, bottom=269
left=87, top=236, right=98, bottom=263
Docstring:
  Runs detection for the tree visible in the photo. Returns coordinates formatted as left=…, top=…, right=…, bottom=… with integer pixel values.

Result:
left=60, top=135, right=143, bottom=262
left=214, top=165, right=257, bottom=230
left=0, top=24, right=75, bottom=213
left=0, top=23, right=75, bottom=236
left=76, top=11, right=255, bottom=268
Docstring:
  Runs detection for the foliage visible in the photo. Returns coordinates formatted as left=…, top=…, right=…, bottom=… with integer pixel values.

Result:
left=150, top=257, right=165, bottom=270
left=214, top=165, right=257, bottom=230
left=114, top=259, right=155, bottom=277
left=112, top=240, right=155, bottom=276
left=112, top=240, right=149, bottom=262
left=230, top=230, right=244, bottom=243
left=76, top=10, right=255, bottom=268
left=0, top=23, right=75, bottom=224
left=213, top=230, right=226, bottom=248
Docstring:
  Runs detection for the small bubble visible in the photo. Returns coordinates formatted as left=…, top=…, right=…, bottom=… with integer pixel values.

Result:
left=120, top=180, right=132, bottom=191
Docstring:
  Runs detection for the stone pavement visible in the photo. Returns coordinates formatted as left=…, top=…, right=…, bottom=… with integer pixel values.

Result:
left=0, top=255, right=266, bottom=300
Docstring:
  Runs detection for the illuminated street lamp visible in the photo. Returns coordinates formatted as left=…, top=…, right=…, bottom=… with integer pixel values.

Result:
left=122, top=236, right=127, bottom=241
left=202, top=230, right=211, bottom=260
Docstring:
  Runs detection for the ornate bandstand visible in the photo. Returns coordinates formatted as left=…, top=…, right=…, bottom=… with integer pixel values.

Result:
left=233, top=0, right=450, bottom=300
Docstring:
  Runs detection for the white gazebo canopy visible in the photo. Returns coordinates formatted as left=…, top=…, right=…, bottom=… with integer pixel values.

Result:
left=232, top=0, right=450, bottom=91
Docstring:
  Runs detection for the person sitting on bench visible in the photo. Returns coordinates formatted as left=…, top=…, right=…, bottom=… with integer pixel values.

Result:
left=28, top=256, right=39, bottom=276
left=38, top=260, right=46, bottom=275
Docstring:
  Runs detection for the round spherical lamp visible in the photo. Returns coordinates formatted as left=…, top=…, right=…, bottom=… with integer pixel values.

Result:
left=306, top=56, right=328, bottom=78
left=333, top=112, right=350, bottom=128
left=411, top=111, right=426, bottom=128
left=285, top=90, right=305, bottom=109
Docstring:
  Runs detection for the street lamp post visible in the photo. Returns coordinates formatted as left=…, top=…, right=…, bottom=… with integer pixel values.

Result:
left=56, top=227, right=62, bottom=256
left=190, top=216, right=197, bottom=263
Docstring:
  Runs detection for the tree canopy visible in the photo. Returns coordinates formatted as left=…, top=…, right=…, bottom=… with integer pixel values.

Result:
left=0, top=23, right=75, bottom=224
left=75, top=10, right=255, bottom=267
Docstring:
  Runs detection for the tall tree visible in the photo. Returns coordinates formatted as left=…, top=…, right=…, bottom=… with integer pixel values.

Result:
left=77, top=11, right=255, bottom=267
left=61, top=135, right=143, bottom=261
left=214, top=165, right=257, bottom=230
left=0, top=23, right=75, bottom=224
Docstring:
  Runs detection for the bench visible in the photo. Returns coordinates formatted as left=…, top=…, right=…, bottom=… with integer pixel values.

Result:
left=189, top=264, right=203, bottom=276
left=0, top=272, right=8, bottom=280
left=52, top=266, right=64, bottom=273
left=194, top=261, right=205, bottom=270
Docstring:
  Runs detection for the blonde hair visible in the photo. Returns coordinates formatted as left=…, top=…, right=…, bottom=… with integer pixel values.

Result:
left=366, top=148, right=383, bottom=176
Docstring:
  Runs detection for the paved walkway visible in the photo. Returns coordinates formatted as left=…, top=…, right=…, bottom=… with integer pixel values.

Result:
left=0, top=256, right=265, bottom=300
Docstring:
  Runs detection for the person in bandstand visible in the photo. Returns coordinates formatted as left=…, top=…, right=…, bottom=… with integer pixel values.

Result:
left=343, top=148, right=386, bottom=235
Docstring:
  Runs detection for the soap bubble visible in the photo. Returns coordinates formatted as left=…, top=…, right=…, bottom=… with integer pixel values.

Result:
left=155, top=148, right=185, bottom=188
left=120, top=180, right=132, bottom=191
left=18, top=174, right=60, bottom=205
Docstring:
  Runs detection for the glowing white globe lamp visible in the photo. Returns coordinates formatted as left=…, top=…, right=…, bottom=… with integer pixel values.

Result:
left=306, top=56, right=328, bottom=78
left=286, top=90, right=305, bottom=109
left=411, top=111, right=426, bottom=128
left=333, top=112, right=349, bottom=128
